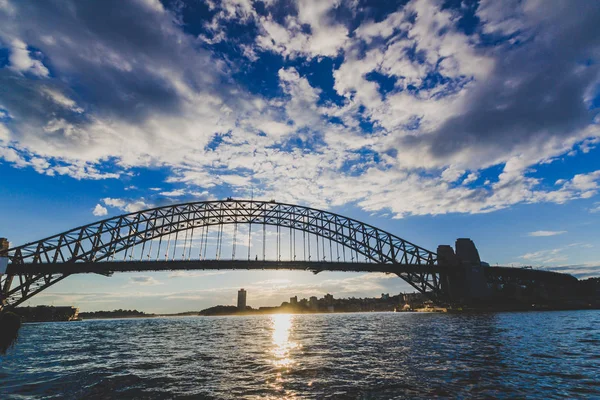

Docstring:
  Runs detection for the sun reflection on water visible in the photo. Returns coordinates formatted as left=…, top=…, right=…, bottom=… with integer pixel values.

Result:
left=271, top=314, right=300, bottom=369
left=268, top=314, right=302, bottom=398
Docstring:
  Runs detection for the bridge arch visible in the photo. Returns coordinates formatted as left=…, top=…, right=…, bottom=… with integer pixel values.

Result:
left=1, top=200, right=441, bottom=311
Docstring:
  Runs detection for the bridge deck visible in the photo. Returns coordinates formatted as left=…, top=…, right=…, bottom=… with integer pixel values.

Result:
left=6, top=261, right=577, bottom=283
left=7, top=260, right=443, bottom=275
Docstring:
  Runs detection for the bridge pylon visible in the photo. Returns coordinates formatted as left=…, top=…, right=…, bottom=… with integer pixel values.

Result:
left=437, top=239, right=491, bottom=305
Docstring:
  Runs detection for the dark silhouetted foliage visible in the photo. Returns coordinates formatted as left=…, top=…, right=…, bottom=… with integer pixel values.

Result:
left=0, top=311, right=21, bottom=355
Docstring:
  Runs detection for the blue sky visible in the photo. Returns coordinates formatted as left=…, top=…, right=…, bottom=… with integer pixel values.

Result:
left=1, top=0, right=599, bottom=312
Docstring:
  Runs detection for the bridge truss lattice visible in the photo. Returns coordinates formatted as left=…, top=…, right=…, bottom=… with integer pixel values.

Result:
left=1, top=200, right=441, bottom=311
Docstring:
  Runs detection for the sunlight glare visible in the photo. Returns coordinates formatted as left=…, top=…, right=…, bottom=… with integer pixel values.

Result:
left=271, top=314, right=300, bottom=369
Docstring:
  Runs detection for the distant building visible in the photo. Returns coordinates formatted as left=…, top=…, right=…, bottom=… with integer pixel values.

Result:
left=309, top=296, right=318, bottom=309
left=290, top=296, right=298, bottom=305
left=237, top=288, right=247, bottom=310
left=324, top=293, right=334, bottom=305
left=381, top=293, right=389, bottom=300
left=402, top=292, right=427, bottom=305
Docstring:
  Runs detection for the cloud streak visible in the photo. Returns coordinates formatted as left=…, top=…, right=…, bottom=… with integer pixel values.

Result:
left=528, top=231, right=567, bottom=237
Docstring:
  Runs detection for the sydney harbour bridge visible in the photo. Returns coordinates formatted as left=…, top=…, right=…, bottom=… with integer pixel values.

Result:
left=0, top=199, right=586, bottom=312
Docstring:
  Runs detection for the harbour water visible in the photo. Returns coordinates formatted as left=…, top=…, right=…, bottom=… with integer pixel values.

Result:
left=1, top=311, right=599, bottom=399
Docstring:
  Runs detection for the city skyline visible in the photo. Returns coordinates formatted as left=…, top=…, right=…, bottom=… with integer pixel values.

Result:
left=1, top=0, right=600, bottom=312
left=202, top=289, right=410, bottom=314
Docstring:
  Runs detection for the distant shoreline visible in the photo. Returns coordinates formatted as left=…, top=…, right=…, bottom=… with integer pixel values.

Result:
left=77, top=305, right=600, bottom=320
left=77, top=309, right=430, bottom=320
left=76, top=305, right=454, bottom=320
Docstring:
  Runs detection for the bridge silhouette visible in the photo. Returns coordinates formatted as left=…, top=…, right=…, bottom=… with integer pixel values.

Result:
left=0, top=199, right=581, bottom=312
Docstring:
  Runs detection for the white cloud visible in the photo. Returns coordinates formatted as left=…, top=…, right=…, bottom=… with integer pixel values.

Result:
left=521, top=248, right=564, bottom=262
left=159, top=189, right=186, bottom=197
left=102, top=198, right=127, bottom=209
left=0, top=123, right=10, bottom=142
left=254, top=0, right=348, bottom=58
left=92, top=203, right=108, bottom=217
left=477, top=0, right=528, bottom=37
left=528, top=230, right=567, bottom=237
left=0, top=0, right=16, bottom=16
left=40, top=87, right=84, bottom=113
left=463, top=173, right=478, bottom=185
left=441, top=166, right=465, bottom=183
left=8, top=38, right=49, bottom=77
left=123, top=201, right=151, bottom=213
left=102, top=197, right=151, bottom=213
left=355, top=10, right=407, bottom=43
left=0, top=0, right=598, bottom=223
left=519, top=242, right=594, bottom=265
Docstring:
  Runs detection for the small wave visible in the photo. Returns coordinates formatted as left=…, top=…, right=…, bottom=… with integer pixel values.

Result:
left=1, top=312, right=599, bottom=399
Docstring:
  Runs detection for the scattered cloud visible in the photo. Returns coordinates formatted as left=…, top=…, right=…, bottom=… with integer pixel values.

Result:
left=521, top=248, right=566, bottom=263
left=168, top=271, right=229, bottom=279
left=519, top=243, right=593, bottom=264
left=528, top=230, right=567, bottom=237
left=102, top=197, right=152, bottom=213
left=7, top=38, right=49, bottom=77
left=159, top=189, right=186, bottom=197
left=129, top=276, right=162, bottom=286
left=40, top=87, right=84, bottom=113
left=462, top=173, right=478, bottom=185
left=542, top=263, right=600, bottom=279
left=92, top=203, right=108, bottom=217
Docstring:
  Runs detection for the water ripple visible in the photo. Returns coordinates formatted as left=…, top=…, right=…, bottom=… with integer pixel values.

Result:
left=1, top=311, right=599, bottom=399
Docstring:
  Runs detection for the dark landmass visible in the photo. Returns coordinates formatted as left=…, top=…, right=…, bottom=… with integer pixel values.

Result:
left=13, top=306, right=80, bottom=323
left=14, top=278, right=600, bottom=324
left=0, top=312, right=21, bottom=354
left=189, top=281, right=600, bottom=316
left=458, top=276, right=600, bottom=312
left=79, top=309, right=155, bottom=319
left=196, top=305, right=240, bottom=316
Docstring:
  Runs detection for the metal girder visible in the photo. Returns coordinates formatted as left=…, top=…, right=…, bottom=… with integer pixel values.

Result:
left=1, top=200, right=443, bottom=311
left=7, top=260, right=444, bottom=275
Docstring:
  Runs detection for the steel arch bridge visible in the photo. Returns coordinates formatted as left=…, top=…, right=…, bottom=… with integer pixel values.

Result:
left=0, top=199, right=444, bottom=312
